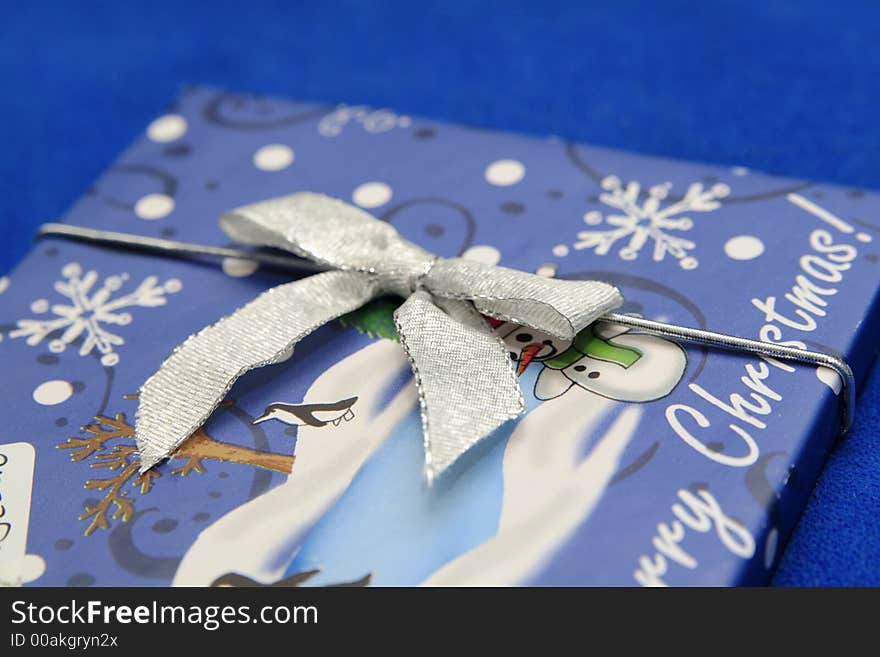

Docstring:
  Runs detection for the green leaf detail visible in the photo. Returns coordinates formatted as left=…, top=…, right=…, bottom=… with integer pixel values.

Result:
left=338, top=297, right=401, bottom=342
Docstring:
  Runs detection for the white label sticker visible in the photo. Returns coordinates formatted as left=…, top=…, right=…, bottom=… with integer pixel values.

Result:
left=0, top=442, right=37, bottom=586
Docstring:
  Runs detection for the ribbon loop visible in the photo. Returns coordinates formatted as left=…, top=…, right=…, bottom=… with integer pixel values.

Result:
left=424, top=258, right=623, bottom=340
left=220, top=193, right=435, bottom=295
left=136, top=192, right=623, bottom=478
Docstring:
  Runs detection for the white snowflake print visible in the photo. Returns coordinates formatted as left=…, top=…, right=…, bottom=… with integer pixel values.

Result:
left=318, top=104, right=411, bottom=137
left=572, top=175, right=730, bottom=270
left=9, top=262, right=182, bottom=366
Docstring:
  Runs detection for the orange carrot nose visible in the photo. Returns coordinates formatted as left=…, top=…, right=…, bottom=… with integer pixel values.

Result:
left=517, top=343, right=543, bottom=376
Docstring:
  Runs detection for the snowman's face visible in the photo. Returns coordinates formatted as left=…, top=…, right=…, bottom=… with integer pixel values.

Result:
left=534, top=324, right=687, bottom=403
left=491, top=321, right=573, bottom=376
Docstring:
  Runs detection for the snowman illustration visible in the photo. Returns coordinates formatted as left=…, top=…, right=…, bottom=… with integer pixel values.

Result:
left=533, top=321, right=685, bottom=402
left=174, top=307, right=687, bottom=587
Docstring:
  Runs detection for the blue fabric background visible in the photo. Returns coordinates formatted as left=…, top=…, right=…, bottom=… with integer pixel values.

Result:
left=1, top=0, right=877, bottom=585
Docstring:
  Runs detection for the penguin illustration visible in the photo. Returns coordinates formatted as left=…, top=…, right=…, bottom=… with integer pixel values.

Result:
left=253, top=397, right=358, bottom=427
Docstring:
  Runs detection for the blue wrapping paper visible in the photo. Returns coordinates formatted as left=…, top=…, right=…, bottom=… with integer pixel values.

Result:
left=1, top=85, right=879, bottom=586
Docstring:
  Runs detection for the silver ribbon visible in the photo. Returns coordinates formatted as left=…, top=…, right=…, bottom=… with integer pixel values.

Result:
left=135, top=192, right=623, bottom=480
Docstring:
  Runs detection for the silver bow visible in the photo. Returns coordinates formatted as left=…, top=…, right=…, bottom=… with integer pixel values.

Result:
left=135, top=193, right=623, bottom=480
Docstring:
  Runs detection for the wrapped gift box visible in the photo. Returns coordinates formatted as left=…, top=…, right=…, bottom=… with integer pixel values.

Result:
left=2, top=85, right=879, bottom=586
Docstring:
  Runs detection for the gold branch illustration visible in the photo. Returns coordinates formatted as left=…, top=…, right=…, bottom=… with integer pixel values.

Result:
left=80, top=461, right=140, bottom=536
left=59, top=402, right=296, bottom=536
left=57, top=413, right=134, bottom=461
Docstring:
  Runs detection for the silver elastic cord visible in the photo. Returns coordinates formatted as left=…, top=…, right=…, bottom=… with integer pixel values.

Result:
left=37, top=222, right=856, bottom=434
left=38, top=223, right=326, bottom=273
left=603, top=312, right=855, bottom=433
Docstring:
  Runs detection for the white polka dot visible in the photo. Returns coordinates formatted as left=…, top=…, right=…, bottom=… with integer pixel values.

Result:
left=147, top=114, right=188, bottom=143
left=462, top=245, right=501, bottom=265
left=33, top=380, right=73, bottom=406
left=816, top=366, right=842, bottom=395
left=352, top=182, right=393, bottom=208
left=485, top=159, right=525, bottom=186
left=856, top=232, right=873, bottom=243
left=732, top=166, right=750, bottom=176
left=20, top=554, right=46, bottom=583
left=253, top=144, right=294, bottom=171
left=724, top=235, right=765, bottom=260
left=552, top=244, right=569, bottom=257
left=222, top=257, right=259, bottom=278
left=536, top=263, right=558, bottom=278
left=135, top=193, right=175, bottom=220
left=764, top=528, right=778, bottom=569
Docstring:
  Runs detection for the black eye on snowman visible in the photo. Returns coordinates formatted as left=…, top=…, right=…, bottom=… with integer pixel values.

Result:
left=573, top=365, right=600, bottom=378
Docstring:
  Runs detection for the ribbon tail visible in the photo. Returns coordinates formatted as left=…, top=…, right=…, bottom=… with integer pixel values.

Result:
left=136, top=270, right=377, bottom=471
left=394, top=291, right=525, bottom=482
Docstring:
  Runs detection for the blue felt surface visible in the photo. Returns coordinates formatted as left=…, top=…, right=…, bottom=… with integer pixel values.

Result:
left=1, top=0, right=878, bottom=585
